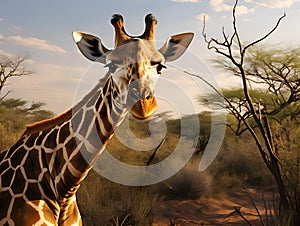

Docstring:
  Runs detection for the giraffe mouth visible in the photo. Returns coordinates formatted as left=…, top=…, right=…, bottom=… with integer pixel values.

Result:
left=128, top=96, right=158, bottom=119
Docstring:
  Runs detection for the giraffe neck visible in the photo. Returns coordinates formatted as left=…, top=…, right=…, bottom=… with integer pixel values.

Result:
left=22, top=73, right=128, bottom=202
left=71, top=72, right=128, bottom=168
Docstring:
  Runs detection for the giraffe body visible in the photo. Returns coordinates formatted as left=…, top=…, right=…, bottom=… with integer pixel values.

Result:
left=0, top=14, right=193, bottom=225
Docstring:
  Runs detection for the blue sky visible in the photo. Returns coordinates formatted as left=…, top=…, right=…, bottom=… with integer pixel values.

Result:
left=0, top=0, right=300, bottom=114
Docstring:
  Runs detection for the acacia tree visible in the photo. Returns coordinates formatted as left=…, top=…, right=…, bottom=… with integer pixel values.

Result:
left=0, top=54, right=53, bottom=149
left=198, top=0, right=300, bottom=220
left=0, top=54, right=33, bottom=100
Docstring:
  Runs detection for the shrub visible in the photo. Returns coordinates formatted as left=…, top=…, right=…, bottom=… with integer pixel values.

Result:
left=159, top=161, right=212, bottom=200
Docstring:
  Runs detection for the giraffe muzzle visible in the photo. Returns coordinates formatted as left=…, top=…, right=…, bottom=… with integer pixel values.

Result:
left=127, top=87, right=158, bottom=119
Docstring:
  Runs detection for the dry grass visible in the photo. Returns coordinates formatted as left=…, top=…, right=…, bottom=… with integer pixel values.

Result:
left=158, top=160, right=212, bottom=200
left=77, top=117, right=279, bottom=225
left=77, top=171, right=159, bottom=225
left=2, top=99, right=299, bottom=224
left=207, top=132, right=275, bottom=194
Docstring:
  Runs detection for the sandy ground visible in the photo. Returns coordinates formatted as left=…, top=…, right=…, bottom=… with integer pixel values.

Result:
left=153, top=188, right=276, bottom=226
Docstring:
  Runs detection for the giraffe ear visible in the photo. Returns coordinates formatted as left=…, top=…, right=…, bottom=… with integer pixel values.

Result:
left=159, top=32, right=194, bottom=62
left=72, top=31, right=109, bottom=64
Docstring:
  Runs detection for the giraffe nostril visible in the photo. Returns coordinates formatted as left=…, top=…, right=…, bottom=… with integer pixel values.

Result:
left=129, top=88, right=140, bottom=100
left=146, top=91, right=152, bottom=100
left=143, top=87, right=152, bottom=100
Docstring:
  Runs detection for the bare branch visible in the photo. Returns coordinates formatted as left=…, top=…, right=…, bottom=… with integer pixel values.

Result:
left=0, top=90, right=12, bottom=102
left=201, top=0, right=291, bottom=211
left=247, top=191, right=265, bottom=225
left=202, top=13, right=232, bottom=59
left=146, top=137, right=166, bottom=166
left=243, top=13, right=286, bottom=53
left=172, top=66, right=272, bottom=167
left=234, top=206, right=252, bottom=225
left=0, top=54, right=33, bottom=100
left=232, top=0, right=242, bottom=55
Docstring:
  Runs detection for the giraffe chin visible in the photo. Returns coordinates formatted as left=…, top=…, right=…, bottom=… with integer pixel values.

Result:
left=129, top=97, right=158, bottom=120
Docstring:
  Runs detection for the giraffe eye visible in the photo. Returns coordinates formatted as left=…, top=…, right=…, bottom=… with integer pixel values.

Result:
left=151, top=61, right=167, bottom=74
left=156, top=63, right=167, bottom=74
left=105, top=62, right=118, bottom=74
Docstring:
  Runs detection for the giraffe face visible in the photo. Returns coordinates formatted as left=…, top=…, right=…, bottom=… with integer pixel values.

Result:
left=105, top=39, right=164, bottom=119
left=72, top=14, right=194, bottom=119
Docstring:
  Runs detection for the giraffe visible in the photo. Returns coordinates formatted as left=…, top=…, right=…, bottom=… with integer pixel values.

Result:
left=0, top=14, right=193, bottom=225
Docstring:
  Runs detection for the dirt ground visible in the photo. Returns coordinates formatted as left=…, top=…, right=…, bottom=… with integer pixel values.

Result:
left=153, top=188, right=276, bottom=226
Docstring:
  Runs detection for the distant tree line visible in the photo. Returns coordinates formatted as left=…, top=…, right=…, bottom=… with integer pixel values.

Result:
left=0, top=54, right=54, bottom=150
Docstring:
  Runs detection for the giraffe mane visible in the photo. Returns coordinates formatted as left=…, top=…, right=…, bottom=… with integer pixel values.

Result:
left=23, top=109, right=73, bottom=136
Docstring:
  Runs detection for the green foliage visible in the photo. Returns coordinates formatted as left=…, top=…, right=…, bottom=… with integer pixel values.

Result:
left=210, top=45, right=300, bottom=120
left=0, top=98, right=54, bottom=150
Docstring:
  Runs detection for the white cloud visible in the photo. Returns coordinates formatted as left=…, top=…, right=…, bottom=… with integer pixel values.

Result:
left=210, top=0, right=255, bottom=15
left=2, top=61, right=87, bottom=113
left=210, top=0, right=231, bottom=12
left=235, top=5, right=255, bottom=15
left=196, top=13, right=210, bottom=22
left=172, top=0, right=200, bottom=2
left=0, top=34, right=66, bottom=55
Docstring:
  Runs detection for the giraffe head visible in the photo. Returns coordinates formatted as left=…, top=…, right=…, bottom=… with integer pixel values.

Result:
left=72, top=14, right=193, bottom=119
